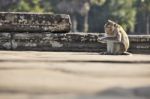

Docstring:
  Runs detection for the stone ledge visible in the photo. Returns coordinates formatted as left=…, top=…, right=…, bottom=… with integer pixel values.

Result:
left=0, top=32, right=149, bottom=53
left=11, top=33, right=106, bottom=52
left=0, top=12, right=71, bottom=33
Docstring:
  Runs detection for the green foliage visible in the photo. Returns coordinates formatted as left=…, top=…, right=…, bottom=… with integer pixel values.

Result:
left=91, top=0, right=106, bottom=6
left=89, top=0, right=136, bottom=33
left=104, top=0, right=136, bottom=32
left=13, top=0, right=44, bottom=12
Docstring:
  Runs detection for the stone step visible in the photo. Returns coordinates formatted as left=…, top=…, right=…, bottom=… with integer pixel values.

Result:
left=0, top=32, right=149, bottom=53
left=0, top=12, right=71, bottom=33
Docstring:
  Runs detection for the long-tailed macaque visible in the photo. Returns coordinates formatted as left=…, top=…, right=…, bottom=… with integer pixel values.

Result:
left=98, top=20, right=130, bottom=55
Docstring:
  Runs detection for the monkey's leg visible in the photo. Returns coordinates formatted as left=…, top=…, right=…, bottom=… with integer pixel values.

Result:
left=107, top=41, right=115, bottom=55
left=113, top=42, right=131, bottom=55
left=112, top=42, right=122, bottom=55
left=99, top=41, right=116, bottom=55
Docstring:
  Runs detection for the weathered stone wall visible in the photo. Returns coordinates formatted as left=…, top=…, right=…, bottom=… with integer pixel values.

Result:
left=0, top=32, right=150, bottom=54
left=0, top=12, right=71, bottom=33
left=0, top=33, right=106, bottom=52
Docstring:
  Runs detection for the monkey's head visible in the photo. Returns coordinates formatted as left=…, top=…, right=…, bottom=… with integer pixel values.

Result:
left=104, top=20, right=117, bottom=36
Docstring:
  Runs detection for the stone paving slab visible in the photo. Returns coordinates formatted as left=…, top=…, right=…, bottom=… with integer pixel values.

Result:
left=0, top=51, right=150, bottom=99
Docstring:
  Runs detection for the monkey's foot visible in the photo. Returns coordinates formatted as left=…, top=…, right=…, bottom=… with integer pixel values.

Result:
left=99, top=52, right=114, bottom=55
left=99, top=52, right=132, bottom=55
left=122, top=52, right=132, bottom=55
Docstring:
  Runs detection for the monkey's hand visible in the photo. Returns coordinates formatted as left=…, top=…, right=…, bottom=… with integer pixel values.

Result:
left=97, top=37, right=107, bottom=43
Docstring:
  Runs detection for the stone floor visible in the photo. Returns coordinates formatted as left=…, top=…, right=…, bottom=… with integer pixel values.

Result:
left=0, top=51, right=150, bottom=99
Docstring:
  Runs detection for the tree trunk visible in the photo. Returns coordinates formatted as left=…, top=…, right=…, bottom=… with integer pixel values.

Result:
left=146, top=15, right=150, bottom=35
left=83, top=13, right=89, bottom=32
left=72, top=15, right=77, bottom=32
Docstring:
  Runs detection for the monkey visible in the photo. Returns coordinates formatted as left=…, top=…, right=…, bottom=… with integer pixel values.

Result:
left=98, top=20, right=131, bottom=55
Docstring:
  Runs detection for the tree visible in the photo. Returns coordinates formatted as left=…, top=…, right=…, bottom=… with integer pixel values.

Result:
left=0, top=0, right=18, bottom=11
left=104, top=0, right=136, bottom=33
left=89, top=0, right=136, bottom=33
left=135, top=0, right=150, bottom=34
left=55, top=0, right=91, bottom=32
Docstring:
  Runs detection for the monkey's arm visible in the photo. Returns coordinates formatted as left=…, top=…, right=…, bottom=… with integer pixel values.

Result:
left=97, top=36, right=107, bottom=43
left=101, top=36, right=117, bottom=41
left=101, top=28, right=122, bottom=42
left=98, top=34, right=121, bottom=42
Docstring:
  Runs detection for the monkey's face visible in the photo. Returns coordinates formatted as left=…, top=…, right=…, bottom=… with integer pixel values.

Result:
left=104, top=20, right=116, bottom=36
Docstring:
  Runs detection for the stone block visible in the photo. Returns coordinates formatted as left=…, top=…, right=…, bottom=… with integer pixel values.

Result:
left=129, top=35, right=150, bottom=53
left=0, top=12, right=71, bottom=33
left=0, top=33, right=11, bottom=50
